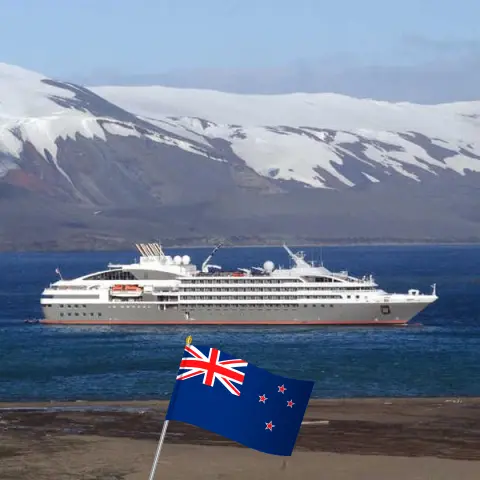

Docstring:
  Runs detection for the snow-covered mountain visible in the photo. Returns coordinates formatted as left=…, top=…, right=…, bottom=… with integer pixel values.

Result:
left=0, top=63, right=479, bottom=249
left=0, top=63, right=223, bottom=199
left=93, top=85, right=480, bottom=189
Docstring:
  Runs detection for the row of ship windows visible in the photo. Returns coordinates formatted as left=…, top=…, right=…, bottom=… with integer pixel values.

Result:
left=171, top=304, right=336, bottom=309
left=176, top=287, right=374, bottom=292
left=84, top=271, right=136, bottom=280
left=82, top=273, right=308, bottom=283
left=43, top=304, right=89, bottom=308
left=45, top=303, right=336, bottom=310
left=56, top=306, right=338, bottom=313
left=182, top=279, right=303, bottom=284
left=177, top=295, right=349, bottom=300
left=44, top=295, right=360, bottom=309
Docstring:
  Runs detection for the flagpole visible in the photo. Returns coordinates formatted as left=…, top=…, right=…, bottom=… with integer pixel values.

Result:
left=147, top=418, right=169, bottom=480
left=147, top=335, right=192, bottom=480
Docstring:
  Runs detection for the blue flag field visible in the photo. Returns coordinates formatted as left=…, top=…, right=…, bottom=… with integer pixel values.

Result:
left=166, top=343, right=315, bottom=456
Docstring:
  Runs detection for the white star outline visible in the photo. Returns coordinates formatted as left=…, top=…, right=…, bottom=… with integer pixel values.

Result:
left=265, top=421, right=275, bottom=431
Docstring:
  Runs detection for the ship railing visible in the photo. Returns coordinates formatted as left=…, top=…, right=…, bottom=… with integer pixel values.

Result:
left=336, top=277, right=367, bottom=283
left=48, top=285, right=89, bottom=290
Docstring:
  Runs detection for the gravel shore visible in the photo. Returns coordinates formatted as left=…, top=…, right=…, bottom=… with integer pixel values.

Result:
left=1, top=397, right=479, bottom=479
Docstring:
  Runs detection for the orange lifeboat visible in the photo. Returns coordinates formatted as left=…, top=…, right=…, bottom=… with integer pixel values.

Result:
left=110, top=284, right=143, bottom=297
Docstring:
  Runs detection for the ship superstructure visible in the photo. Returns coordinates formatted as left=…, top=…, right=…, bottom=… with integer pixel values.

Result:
left=40, top=243, right=438, bottom=325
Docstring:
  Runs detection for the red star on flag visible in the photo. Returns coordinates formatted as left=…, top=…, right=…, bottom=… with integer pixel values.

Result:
left=278, top=384, right=287, bottom=394
left=259, top=394, right=268, bottom=403
left=265, top=421, right=275, bottom=431
left=287, top=400, right=295, bottom=408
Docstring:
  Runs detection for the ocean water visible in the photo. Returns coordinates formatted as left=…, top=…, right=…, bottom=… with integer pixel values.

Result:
left=0, top=245, right=479, bottom=402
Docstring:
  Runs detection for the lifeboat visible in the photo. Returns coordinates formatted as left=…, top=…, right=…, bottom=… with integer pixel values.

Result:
left=110, top=284, right=143, bottom=297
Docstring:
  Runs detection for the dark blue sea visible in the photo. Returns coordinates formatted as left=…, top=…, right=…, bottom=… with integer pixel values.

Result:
left=0, top=245, right=479, bottom=402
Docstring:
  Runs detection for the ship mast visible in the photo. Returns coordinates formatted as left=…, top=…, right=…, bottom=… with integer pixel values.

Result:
left=201, top=243, right=223, bottom=273
left=282, top=244, right=311, bottom=268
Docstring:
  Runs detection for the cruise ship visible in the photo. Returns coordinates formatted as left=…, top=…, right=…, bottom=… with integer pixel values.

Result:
left=40, top=243, right=438, bottom=326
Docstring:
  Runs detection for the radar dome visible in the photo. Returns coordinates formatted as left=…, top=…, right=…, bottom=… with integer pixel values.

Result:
left=182, top=255, right=191, bottom=265
left=173, top=255, right=182, bottom=265
left=263, top=260, right=275, bottom=272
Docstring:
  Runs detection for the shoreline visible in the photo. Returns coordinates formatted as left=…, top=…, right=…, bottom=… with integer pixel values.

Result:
left=1, top=241, right=479, bottom=253
left=0, top=396, right=477, bottom=409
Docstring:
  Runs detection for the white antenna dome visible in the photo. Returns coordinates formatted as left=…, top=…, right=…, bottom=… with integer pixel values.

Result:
left=173, top=255, right=182, bottom=265
left=263, top=260, right=275, bottom=272
left=182, top=255, right=191, bottom=265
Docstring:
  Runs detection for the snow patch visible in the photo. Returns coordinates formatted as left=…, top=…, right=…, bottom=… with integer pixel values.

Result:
left=102, top=121, right=141, bottom=138
left=362, top=172, right=380, bottom=183
left=9, top=114, right=107, bottom=160
left=140, top=116, right=209, bottom=145
left=0, top=156, right=19, bottom=178
left=444, top=156, right=480, bottom=175
left=144, top=131, right=224, bottom=161
left=332, top=131, right=359, bottom=143
left=0, top=124, right=23, bottom=157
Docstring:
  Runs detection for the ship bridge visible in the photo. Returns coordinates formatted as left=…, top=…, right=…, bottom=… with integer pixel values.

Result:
left=276, top=245, right=377, bottom=286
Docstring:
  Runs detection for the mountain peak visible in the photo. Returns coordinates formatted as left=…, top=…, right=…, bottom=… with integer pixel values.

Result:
left=0, top=62, right=46, bottom=82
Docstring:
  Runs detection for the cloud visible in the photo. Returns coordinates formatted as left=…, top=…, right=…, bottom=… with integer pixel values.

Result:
left=400, top=35, right=480, bottom=55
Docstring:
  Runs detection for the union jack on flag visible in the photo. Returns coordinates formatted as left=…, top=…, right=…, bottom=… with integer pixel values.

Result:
left=177, top=345, right=248, bottom=396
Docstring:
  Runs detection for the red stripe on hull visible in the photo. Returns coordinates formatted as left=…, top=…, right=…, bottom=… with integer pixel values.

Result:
left=40, top=319, right=408, bottom=326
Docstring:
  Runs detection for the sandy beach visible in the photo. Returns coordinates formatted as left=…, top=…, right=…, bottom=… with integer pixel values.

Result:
left=1, top=397, right=480, bottom=479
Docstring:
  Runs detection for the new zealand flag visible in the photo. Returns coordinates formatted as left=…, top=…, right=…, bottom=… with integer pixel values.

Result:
left=166, top=344, right=315, bottom=456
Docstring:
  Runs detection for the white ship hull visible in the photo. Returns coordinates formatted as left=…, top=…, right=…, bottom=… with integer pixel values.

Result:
left=39, top=243, right=438, bottom=326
